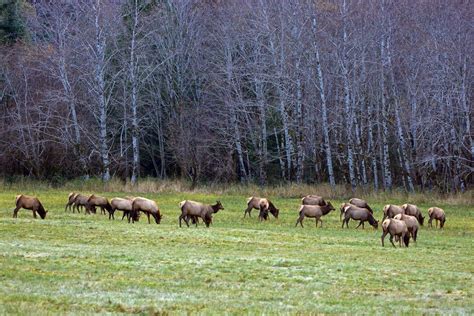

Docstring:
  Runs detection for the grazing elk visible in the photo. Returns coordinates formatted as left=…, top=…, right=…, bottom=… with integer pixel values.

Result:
left=382, top=204, right=404, bottom=221
left=381, top=218, right=410, bottom=247
left=301, top=195, right=327, bottom=206
left=349, top=198, right=373, bottom=213
left=131, top=197, right=162, bottom=224
left=73, top=194, right=94, bottom=213
left=428, top=207, right=446, bottom=228
left=401, top=204, right=425, bottom=225
left=64, top=192, right=78, bottom=212
left=244, top=197, right=279, bottom=219
left=110, top=197, right=135, bottom=221
left=179, top=200, right=224, bottom=227
left=258, top=198, right=279, bottom=221
left=86, top=195, right=114, bottom=219
left=295, top=202, right=335, bottom=228
left=13, top=195, right=48, bottom=219
left=339, top=202, right=352, bottom=221
left=341, top=205, right=378, bottom=229
left=394, top=213, right=419, bottom=243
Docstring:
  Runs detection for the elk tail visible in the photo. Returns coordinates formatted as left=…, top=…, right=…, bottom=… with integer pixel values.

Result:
left=178, top=200, right=186, bottom=208
left=246, top=197, right=253, bottom=204
left=15, top=195, right=22, bottom=205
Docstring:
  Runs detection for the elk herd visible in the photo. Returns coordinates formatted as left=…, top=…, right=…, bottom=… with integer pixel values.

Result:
left=12, top=193, right=448, bottom=248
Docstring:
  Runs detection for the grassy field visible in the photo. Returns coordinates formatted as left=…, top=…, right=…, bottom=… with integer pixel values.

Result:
left=0, top=187, right=472, bottom=314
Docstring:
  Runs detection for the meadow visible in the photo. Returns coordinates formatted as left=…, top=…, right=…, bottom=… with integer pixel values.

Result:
left=0, top=181, right=473, bottom=314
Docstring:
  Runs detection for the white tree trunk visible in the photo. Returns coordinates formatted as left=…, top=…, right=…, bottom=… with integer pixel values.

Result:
left=295, top=58, right=304, bottom=183
left=386, top=34, right=414, bottom=192
left=94, top=0, right=110, bottom=182
left=312, top=16, right=335, bottom=187
left=341, top=2, right=356, bottom=189
left=255, top=77, right=267, bottom=185
left=130, top=0, right=140, bottom=185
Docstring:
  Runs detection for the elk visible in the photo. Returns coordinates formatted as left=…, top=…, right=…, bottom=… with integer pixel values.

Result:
left=341, top=205, right=378, bottom=229
left=394, top=213, right=419, bottom=243
left=13, top=195, right=48, bottom=219
left=428, top=207, right=446, bottom=228
left=401, top=204, right=424, bottom=225
left=348, top=198, right=373, bottom=213
left=257, top=198, right=279, bottom=221
left=73, top=194, right=93, bottom=213
left=382, top=204, right=404, bottom=221
left=295, top=202, right=335, bottom=228
left=244, top=197, right=278, bottom=219
left=64, top=192, right=78, bottom=212
left=86, top=195, right=114, bottom=219
left=132, top=197, right=162, bottom=224
left=381, top=218, right=410, bottom=247
left=110, top=197, right=135, bottom=221
left=301, top=195, right=327, bottom=206
left=179, top=200, right=224, bottom=227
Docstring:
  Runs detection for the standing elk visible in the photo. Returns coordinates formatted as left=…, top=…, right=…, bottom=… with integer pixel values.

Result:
left=110, top=197, right=135, bottom=221
left=341, top=205, right=378, bottom=229
left=301, top=195, right=327, bottom=206
left=179, top=200, right=224, bottom=227
left=401, top=204, right=425, bottom=225
left=295, top=202, right=335, bottom=228
left=428, top=207, right=446, bottom=228
left=244, top=197, right=279, bottom=219
left=86, top=195, right=114, bottom=219
left=64, top=192, right=78, bottom=212
left=348, top=198, right=373, bottom=213
left=13, top=195, right=48, bottom=219
left=382, top=204, right=404, bottom=221
left=381, top=218, right=410, bottom=247
left=73, top=194, right=94, bottom=213
left=132, top=197, right=162, bottom=224
left=394, top=213, right=419, bottom=243
left=257, top=198, right=279, bottom=221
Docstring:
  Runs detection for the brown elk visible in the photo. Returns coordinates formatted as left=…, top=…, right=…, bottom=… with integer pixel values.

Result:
left=73, top=194, right=94, bottom=213
left=394, top=213, right=419, bottom=243
left=428, top=207, right=446, bottom=228
left=381, top=218, right=410, bottom=247
left=86, top=195, right=114, bottom=219
left=295, top=202, right=335, bottom=228
left=382, top=204, right=404, bottom=221
left=179, top=200, right=224, bottom=227
left=401, top=204, right=425, bottom=225
left=349, top=198, right=373, bottom=213
left=64, top=192, right=78, bottom=212
left=132, top=197, right=162, bottom=224
left=341, top=205, right=378, bottom=229
left=257, top=198, right=279, bottom=221
left=110, top=197, right=135, bottom=221
left=301, top=195, right=327, bottom=206
left=244, top=197, right=279, bottom=219
left=13, top=195, right=48, bottom=219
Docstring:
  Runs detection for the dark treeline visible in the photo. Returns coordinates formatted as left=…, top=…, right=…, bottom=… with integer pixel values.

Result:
left=0, top=0, right=472, bottom=192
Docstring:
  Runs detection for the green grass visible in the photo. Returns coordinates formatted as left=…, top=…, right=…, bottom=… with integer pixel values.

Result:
left=0, top=189, right=472, bottom=314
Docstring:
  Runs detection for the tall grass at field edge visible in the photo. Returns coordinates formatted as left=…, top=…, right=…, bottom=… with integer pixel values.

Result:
left=1, top=176, right=471, bottom=206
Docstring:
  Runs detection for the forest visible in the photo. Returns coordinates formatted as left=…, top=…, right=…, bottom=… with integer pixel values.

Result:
left=0, top=0, right=472, bottom=192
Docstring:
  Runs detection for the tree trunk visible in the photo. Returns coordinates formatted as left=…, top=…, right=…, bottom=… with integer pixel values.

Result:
left=94, top=1, right=110, bottom=182
left=312, top=16, right=335, bottom=187
left=386, top=33, right=414, bottom=192
left=129, top=0, right=140, bottom=185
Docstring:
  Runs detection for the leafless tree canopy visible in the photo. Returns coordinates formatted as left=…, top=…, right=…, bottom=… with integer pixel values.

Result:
left=0, top=0, right=472, bottom=192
